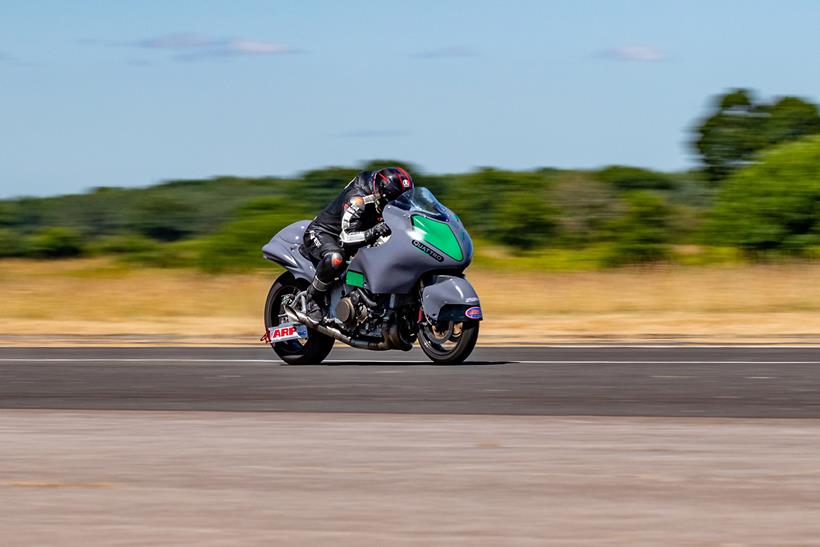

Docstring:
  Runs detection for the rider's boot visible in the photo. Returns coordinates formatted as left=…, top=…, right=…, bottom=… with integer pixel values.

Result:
left=303, top=278, right=329, bottom=325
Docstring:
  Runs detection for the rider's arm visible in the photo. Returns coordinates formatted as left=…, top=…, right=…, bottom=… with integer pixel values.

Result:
left=339, top=195, right=374, bottom=247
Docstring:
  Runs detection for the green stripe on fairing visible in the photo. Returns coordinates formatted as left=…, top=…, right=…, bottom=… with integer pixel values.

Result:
left=346, top=270, right=365, bottom=288
left=411, top=215, right=463, bottom=261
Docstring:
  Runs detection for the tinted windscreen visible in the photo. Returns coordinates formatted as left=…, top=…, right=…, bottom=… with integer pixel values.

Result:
left=390, top=187, right=451, bottom=221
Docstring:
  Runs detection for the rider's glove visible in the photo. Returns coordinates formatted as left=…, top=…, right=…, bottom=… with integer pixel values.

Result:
left=365, top=222, right=391, bottom=243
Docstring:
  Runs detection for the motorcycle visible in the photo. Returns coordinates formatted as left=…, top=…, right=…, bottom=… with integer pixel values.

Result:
left=261, top=187, right=482, bottom=365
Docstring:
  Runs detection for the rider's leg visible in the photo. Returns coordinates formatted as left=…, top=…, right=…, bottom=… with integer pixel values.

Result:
left=308, top=250, right=344, bottom=293
left=301, top=229, right=346, bottom=323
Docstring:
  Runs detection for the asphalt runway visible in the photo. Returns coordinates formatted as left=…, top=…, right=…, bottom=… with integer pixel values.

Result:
left=4, top=346, right=820, bottom=545
left=2, top=346, right=819, bottom=417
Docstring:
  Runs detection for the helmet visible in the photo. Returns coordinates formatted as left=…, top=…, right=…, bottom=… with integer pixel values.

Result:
left=373, top=167, right=413, bottom=207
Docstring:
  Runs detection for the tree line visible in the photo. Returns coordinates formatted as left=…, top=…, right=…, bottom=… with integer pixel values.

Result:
left=1, top=89, right=819, bottom=270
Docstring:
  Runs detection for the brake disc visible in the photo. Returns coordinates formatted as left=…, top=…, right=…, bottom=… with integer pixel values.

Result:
left=425, top=321, right=454, bottom=344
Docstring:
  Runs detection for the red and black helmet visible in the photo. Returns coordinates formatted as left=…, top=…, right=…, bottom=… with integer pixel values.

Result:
left=373, top=167, right=414, bottom=206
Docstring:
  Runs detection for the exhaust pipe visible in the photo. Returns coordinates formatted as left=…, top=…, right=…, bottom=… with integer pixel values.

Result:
left=286, top=306, right=393, bottom=351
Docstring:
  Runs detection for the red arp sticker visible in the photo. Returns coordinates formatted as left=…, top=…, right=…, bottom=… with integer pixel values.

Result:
left=266, top=323, right=306, bottom=342
left=465, top=306, right=482, bottom=320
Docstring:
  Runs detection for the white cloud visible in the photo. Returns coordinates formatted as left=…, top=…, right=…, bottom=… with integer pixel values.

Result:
left=601, top=45, right=667, bottom=62
left=229, top=40, right=290, bottom=55
left=106, top=33, right=299, bottom=62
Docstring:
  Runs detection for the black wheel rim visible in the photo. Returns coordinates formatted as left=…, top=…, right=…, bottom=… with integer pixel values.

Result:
left=421, top=321, right=465, bottom=356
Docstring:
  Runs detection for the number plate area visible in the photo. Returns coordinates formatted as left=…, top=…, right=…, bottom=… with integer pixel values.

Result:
left=266, top=322, right=308, bottom=342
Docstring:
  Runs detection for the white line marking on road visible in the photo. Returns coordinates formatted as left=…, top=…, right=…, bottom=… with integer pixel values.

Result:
left=0, top=358, right=818, bottom=365
left=523, top=345, right=820, bottom=348
left=518, top=361, right=820, bottom=365
left=0, top=359, right=276, bottom=363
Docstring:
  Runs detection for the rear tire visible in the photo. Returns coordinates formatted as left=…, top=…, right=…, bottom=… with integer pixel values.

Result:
left=418, top=319, right=479, bottom=365
left=264, top=272, right=334, bottom=365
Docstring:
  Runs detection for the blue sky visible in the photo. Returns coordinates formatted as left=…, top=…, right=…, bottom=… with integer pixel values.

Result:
left=2, top=0, right=819, bottom=197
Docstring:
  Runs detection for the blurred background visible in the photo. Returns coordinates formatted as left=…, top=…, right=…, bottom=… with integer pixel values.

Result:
left=1, top=0, right=819, bottom=344
left=3, top=4, right=820, bottom=545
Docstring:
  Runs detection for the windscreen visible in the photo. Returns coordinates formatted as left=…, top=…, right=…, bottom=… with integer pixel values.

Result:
left=389, top=187, right=451, bottom=221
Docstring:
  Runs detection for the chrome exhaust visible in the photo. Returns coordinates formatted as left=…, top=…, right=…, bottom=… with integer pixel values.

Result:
left=285, top=304, right=393, bottom=351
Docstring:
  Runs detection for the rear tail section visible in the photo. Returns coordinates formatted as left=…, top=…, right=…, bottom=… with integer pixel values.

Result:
left=262, top=221, right=316, bottom=282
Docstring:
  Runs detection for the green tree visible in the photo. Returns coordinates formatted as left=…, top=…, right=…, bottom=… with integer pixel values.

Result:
left=0, top=202, right=18, bottom=227
left=694, top=89, right=820, bottom=182
left=448, top=168, right=556, bottom=249
left=198, top=197, right=307, bottom=272
left=288, top=167, right=358, bottom=213
left=2, top=198, right=45, bottom=230
left=0, top=228, right=24, bottom=257
left=606, top=192, right=673, bottom=264
left=763, top=97, right=820, bottom=145
left=127, top=195, right=197, bottom=241
left=595, top=165, right=676, bottom=191
left=414, top=173, right=449, bottom=200
left=707, top=135, right=820, bottom=255
left=550, top=172, right=620, bottom=246
left=25, top=227, right=84, bottom=258
left=494, top=189, right=556, bottom=249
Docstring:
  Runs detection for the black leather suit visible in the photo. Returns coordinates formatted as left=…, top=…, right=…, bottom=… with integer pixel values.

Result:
left=303, top=171, right=382, bottom=292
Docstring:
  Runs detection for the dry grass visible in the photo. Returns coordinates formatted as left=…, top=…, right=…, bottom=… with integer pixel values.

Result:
left=1, top=259, right=819, bottom=345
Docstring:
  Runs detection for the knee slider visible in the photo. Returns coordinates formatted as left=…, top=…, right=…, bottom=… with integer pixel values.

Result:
left=329, top=252, right=344, bottom=269
left=317, top=252, right=345, bottom=281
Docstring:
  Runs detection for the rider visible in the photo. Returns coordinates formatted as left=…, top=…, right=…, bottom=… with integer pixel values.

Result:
left=301, top=166, right=414, bottom=323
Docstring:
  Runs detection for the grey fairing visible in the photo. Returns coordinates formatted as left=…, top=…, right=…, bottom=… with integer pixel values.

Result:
left=421, top=275, right=481, bottom=321
left=261, top=220, right=315, bottom=282
left=347, top=205, right=473, bottom=294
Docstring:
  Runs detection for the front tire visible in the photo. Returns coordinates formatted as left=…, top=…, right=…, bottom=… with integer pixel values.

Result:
left=264, top=272, right=334, bottom=365
left=418, top=319, right=479, bottom=365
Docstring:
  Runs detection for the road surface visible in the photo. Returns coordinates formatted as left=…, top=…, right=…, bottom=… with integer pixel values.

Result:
left=2, top=346, right=820, bottom=546
left=1, top=346, right=818, bottom=417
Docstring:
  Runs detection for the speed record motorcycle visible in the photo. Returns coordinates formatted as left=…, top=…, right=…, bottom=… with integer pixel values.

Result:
left=261, top=187, right=482, bottom=365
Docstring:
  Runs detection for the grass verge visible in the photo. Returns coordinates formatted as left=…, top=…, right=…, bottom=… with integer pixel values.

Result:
left=1, top=258, right=819, bottom=345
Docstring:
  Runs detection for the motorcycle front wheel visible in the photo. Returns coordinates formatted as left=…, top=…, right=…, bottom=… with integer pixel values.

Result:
left=418, top=319, right=479, bottom=365
left=264, top=272, right=334, bottom=365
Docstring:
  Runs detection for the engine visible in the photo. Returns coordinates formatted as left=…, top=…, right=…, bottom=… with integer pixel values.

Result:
left=332, top=288, right=416, bottom=351
left=334, top=290, right=370, bottom=329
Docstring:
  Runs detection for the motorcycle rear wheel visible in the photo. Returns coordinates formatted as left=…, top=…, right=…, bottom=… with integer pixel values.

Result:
left=264, top=272, right=334, bottom=365
left=418, top=319, right=479, bottom=364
